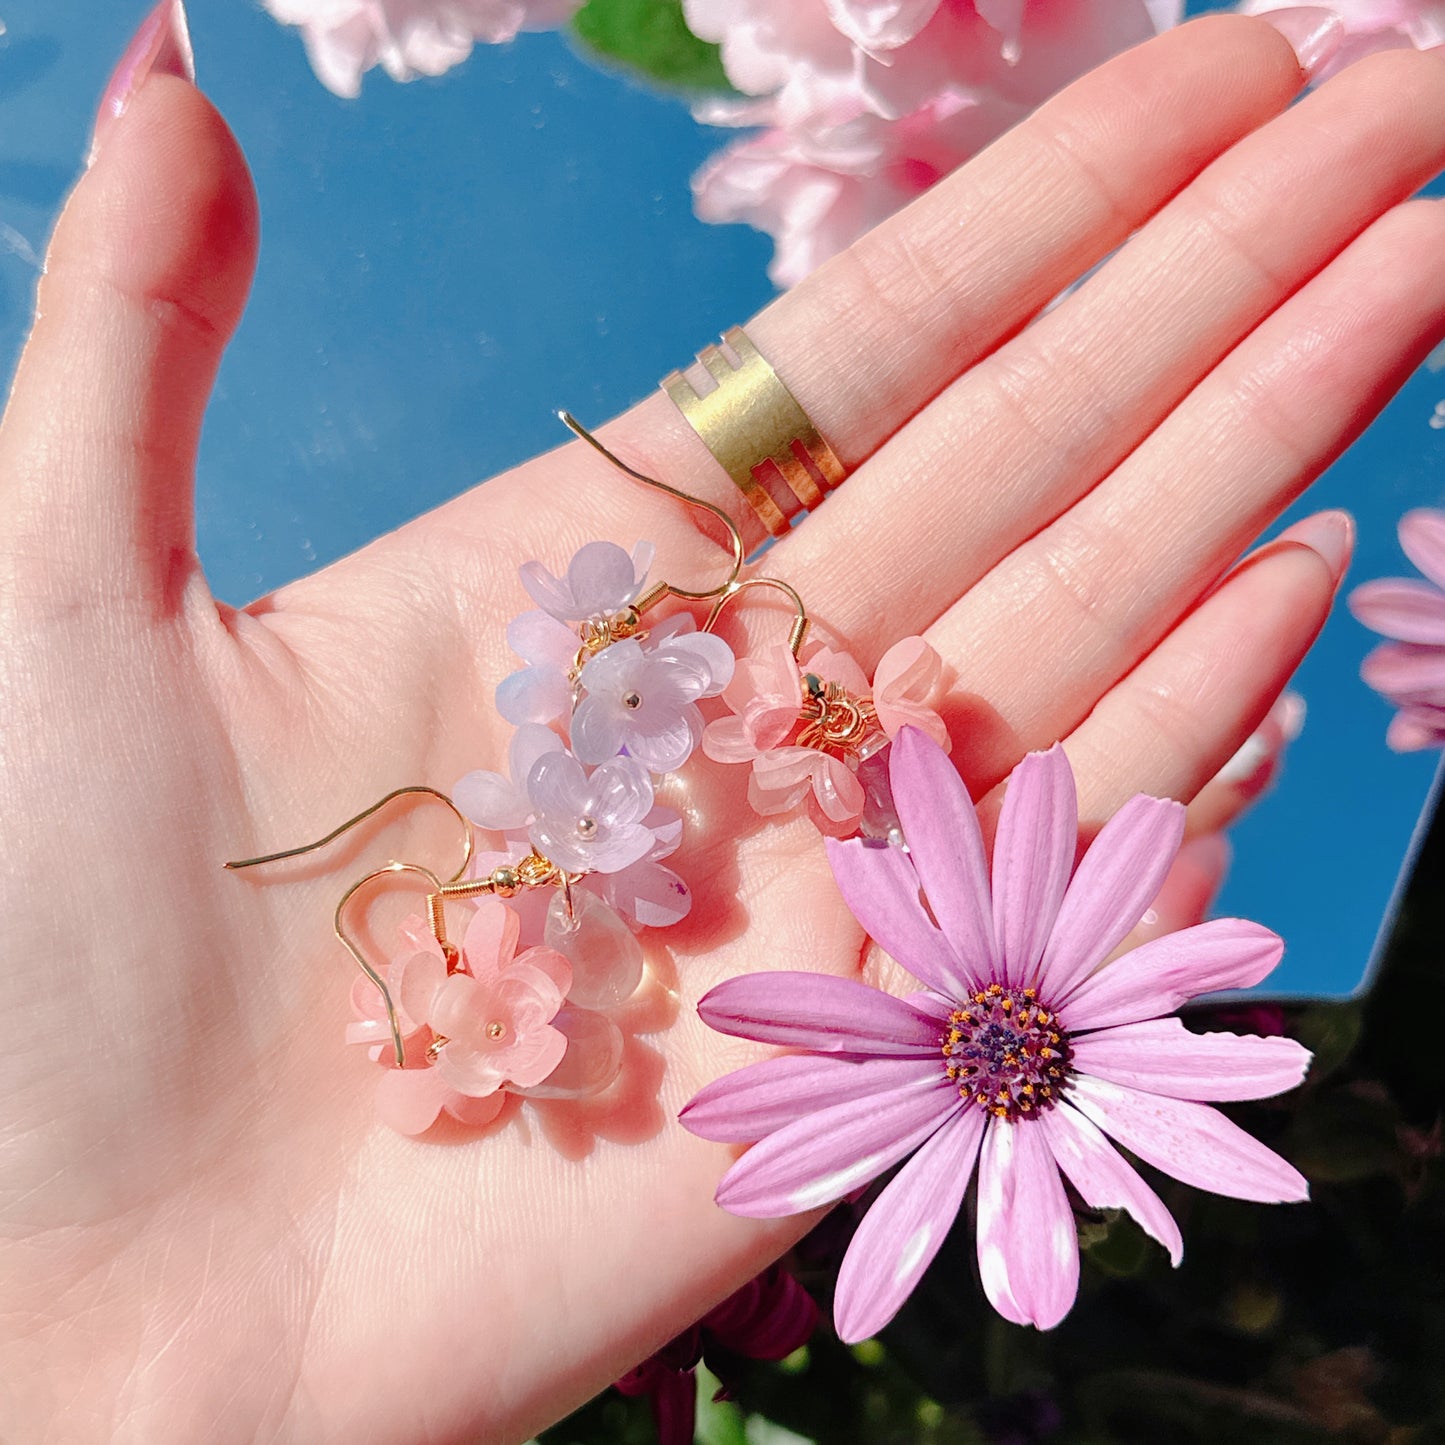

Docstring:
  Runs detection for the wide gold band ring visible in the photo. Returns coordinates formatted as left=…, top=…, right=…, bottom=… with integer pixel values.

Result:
left=661, top=326, right=846, bottom=539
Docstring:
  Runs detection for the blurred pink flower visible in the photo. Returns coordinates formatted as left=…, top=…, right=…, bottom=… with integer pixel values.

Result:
left=262, top=0, right=580, bottom=98
left=689, top=0, right=1176, bottom=285
left=1237, top=1, right=1445, bottom=82
left=683, top=729, right=1311, bottom=1338
left=615, top=1265, right=818, bottom=1445
left=350, top=902, right=572, bottom=1135
left=702, top=635, right=946, bottom=829
left=1349, top=507, right=1445, bottom=750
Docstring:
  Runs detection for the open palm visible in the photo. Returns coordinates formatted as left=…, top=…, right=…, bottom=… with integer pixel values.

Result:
left=6, top=17, right=1445, bottom=1443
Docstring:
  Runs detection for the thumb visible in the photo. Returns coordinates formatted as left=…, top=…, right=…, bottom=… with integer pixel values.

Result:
left=0, top=0, right=259, bottom=614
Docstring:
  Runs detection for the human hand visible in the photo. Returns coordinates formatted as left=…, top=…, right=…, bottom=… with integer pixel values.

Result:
left=4, top=12, right=1445, bottom=1443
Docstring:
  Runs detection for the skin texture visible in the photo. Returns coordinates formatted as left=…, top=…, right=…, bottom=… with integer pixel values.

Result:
left=3, top=14, right=1445, bottom=1444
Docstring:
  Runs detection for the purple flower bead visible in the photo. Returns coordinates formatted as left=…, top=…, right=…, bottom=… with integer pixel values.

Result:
left=572, top=628, right=736, bottom=772
left=521, top=540, right=654, bottom=623
left=527, top=749, right=657, bottom=875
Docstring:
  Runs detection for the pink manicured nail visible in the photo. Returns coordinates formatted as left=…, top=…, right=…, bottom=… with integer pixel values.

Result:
left=1277, top=508, right=1355, bottom=584
left=91, top=0, right=195, bottom=159
left=1257, top=6, right=1346, bottom=83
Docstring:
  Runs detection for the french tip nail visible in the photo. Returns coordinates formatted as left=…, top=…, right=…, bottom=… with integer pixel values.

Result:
left=1257, top=6, right=1347, bottom=83
left=1277, top=508, right=1356, bottom=585
left=91, top=0, right=196, bottom=163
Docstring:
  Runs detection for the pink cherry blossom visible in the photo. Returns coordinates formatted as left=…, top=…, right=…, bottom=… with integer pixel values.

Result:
left=682, top=729, right=1310, bottom=1338
left=261, top=0, right=580, bottom=99
left=350, top=902, right=572, bottom=1135
left=1349, top=507, right=1445, bottom=749
left=688, top=0, right=1174, bottom=285
left=702, top=635, right=946, bottom=829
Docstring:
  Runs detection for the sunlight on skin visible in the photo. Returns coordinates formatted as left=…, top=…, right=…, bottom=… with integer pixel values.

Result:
left=4, top=14, right=1445, bottom=1444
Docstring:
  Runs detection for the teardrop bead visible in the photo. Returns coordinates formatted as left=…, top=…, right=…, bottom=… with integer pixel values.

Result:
left=544, top=887, right=645, bottom=1008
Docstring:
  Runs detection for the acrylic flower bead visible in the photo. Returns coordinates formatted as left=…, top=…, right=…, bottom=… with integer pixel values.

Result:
left=521, top=539, right=655, bottom=623
left=572, top=628, right=736, bottom=771
left=526, top=750, right=658, bottom=874
left=682, top=728, right=1311, bottom=1339
left=349, top=901, right=573, bottom=1136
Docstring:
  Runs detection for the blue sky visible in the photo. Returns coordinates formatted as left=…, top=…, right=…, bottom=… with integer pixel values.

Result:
left=1, top=0, right=1439, bottom=993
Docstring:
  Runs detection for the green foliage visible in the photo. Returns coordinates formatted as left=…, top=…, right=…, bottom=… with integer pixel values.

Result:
left=570, top=0, right=733, bottom=95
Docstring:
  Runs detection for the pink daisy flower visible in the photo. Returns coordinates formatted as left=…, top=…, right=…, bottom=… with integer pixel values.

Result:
left=681, top=728, right=1311, bottom=1339
left=1348, top=507, right=1445, bottom=750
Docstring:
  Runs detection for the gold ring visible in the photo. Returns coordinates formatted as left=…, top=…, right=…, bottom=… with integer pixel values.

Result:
left=662, top=326, right=846, bottom=539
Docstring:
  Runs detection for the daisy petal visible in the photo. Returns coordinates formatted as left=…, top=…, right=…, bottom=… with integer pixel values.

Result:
left=1038, top=1102, right=1182, bottom=1266
left=825, top=836, right=978, bottom=997
left=1071, top=1017, right=1312, bottom=1102
left=834, top=1107, right=985, bottom=1343
left=1037, top=795, right=1185, bottom=998
left=1360, top=641, right=1445, bottom=705
left=888, top=726, right=997, bottom=980
left=1059, top=918, right=1283, bottom=1032
left=681, top=1054, right=938, bottom=1142
left=1388, top=706, right=1445, bottom=750
left=715, top=1074, right=958, bottom=1217
left=698, top=972, right=944, bottom=1055
left=1348, top=578, right=1445, bottom=644
left=1399, top=507, right=1445, bottom=590
left=1068, top=1075, right=1309, bottom=1203
left=976, top=1118, right=1080, bottom=1330
left=992, top=745, right=1076, bottom=986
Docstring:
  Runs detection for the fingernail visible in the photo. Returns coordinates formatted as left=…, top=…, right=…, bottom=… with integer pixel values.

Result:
left=1257, top=7, right=1346, bottom=83
left=91, top=0, right=195, bottom=161
left=1277, top=508, right=1355, bottom=584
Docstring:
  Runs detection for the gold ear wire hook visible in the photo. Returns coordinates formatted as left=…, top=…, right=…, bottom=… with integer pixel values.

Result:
left=335, top=861, right=447, bottom=1068
left=558, top=410, right=745, bottom=608
left=223, top=785, right=474, bottom=885
left=704, top=575, right=810, bottom=658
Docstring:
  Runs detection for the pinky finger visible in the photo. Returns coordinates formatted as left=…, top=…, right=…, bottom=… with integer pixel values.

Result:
left=1040, top=510, right=1353, bottom=829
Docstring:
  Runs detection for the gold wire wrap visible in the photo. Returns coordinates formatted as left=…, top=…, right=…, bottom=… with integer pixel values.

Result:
left=661, top=326, right=845, bottom=539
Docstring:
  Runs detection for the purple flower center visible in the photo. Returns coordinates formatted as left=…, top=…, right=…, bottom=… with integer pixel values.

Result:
left=941, top=983, right=1072, bottom=1122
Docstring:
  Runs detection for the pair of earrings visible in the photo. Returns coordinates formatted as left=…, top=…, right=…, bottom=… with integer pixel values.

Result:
left=227, top=416, right=949, bottom=1135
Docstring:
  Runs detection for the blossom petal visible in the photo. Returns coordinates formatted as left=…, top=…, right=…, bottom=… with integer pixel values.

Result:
left=1400, top=507, right=1445, bottom=590
left=1348, top=578, right=1445, bottom=644
left=698, top=972, right=945, bottom=1055
left=715, top=1075, right=958, bottom=1217
left=375, top=1067, right=449, bottom=1137
left=1037, top=1102, right=1182, bottom=1266
left=976, top=1118, right=1080, bottom=1330
left=462, top=897, right=522, bottom=979
left=495, top=664, right=572, bottom=726
left=1071, top=1017, right=1311, bottom=1102
left=1060, top=918, right=1283, bottom=1031
left=825, top=835, right=979, bottom=997
left=506, top=608, right=579, bottom=670
left=834, top=1107, right=985, bottom=1343
left=453, top=767, right=527, bottom=831
left=1068, top=1075, right=1309, bottom=1203
left=888, top=726, right=997, bottom=980
left=1036, top=795, right=1185, bottom=998
left=570, top=695, right=627, bottom=765
left=681, top=1053, right=939, bottom=1142
left=871, top=637, right=949, bottom=748
left=992, top=745, right=1077, bottom=986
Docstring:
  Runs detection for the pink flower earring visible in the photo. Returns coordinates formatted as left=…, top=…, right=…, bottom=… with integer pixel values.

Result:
left=226, top=413, right=946, bottom=1134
